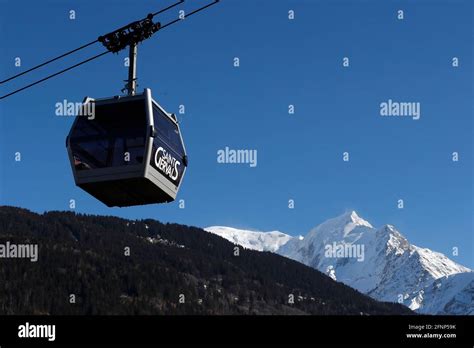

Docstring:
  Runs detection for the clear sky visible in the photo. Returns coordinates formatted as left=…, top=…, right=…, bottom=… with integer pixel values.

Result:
left=0, top=0, right=472, bottom=268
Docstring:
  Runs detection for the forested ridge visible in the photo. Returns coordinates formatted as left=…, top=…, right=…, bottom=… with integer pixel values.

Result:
left=0, top=206, right=412, bottom=315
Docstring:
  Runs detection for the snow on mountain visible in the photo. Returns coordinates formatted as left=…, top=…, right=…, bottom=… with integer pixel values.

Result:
left=207, top=211, right=473, bottom=315
left=204, top=226, right=295, bottom=252
left=277, top=211, right=471, bottom=313
left=413, top=272, right=474, bottom=315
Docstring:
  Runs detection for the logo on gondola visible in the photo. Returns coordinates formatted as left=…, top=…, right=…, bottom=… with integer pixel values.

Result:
left=154, top=147, right=180, bottom=181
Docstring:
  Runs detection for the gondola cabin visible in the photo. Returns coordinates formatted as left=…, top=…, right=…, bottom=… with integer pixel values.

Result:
left=66, top=88, right=187, bottom=207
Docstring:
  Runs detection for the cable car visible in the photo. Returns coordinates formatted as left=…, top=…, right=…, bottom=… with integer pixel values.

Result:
left=66, top=88, right=188, bottom=207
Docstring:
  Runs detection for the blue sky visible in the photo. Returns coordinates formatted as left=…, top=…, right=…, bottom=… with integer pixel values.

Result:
left=0, top=0, right=472, bottom=268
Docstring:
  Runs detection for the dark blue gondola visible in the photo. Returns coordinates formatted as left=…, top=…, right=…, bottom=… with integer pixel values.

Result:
left=66, top=88, right=187, bottom=207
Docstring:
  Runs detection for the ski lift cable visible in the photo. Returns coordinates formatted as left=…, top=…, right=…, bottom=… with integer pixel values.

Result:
left=160, top=0, right=219, bottom=29
left=0, top=51, right=110, bottom=100
left=0, top=0, right=220, bottom=101
left=0, top=40, right=99, bottom=85
left=0, top=0, right=185, bottom=85
left=151, top=0, right=185, bottom=17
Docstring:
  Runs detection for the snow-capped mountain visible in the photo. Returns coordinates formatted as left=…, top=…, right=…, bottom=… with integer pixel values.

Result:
left=205, top=211, right=473, bottom=315
left=204, top=226, right=295, bottom=252
left=279, top=211, right=471, bottom=308
left=413, top=272, right=474, bottom=315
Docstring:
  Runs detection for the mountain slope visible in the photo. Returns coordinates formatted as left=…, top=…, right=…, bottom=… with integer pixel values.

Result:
left=413, top=272, right=474, bottom=315
left=205, top=226, right=295, bottom=252
left=0, top=206, right=411, bottom=315
left=277, top=211, right=471, bottom=311
left=207, top=211, right=472, bottom=315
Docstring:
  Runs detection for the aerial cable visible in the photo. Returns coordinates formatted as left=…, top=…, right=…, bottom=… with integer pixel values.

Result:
left=0, top=40, right=99, bottom=85
left=0, top=0, right=185, bottom=85
left=0, top=0, right=219, bottom=100
left=151, top=0, right=185, bottom=17
left=0, top=52, right=110, bottom=100
left=160, top=0, right=219, bottom=29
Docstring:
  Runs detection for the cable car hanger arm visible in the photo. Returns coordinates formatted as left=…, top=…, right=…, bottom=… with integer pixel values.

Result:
left=0, top=0, right=184, bottom=85
left=117, top=0, right=220, bottom=95
left=97, top=0, right=220, bottom=54
left=0, top=0, right=220, bottom=100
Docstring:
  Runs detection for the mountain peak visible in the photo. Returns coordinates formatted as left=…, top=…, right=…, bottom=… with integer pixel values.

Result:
left=302, top=210, right=374, bottom=243
left=338, top=210, right=373, bottom=228
left=201, top=209, right=472, bottom=315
